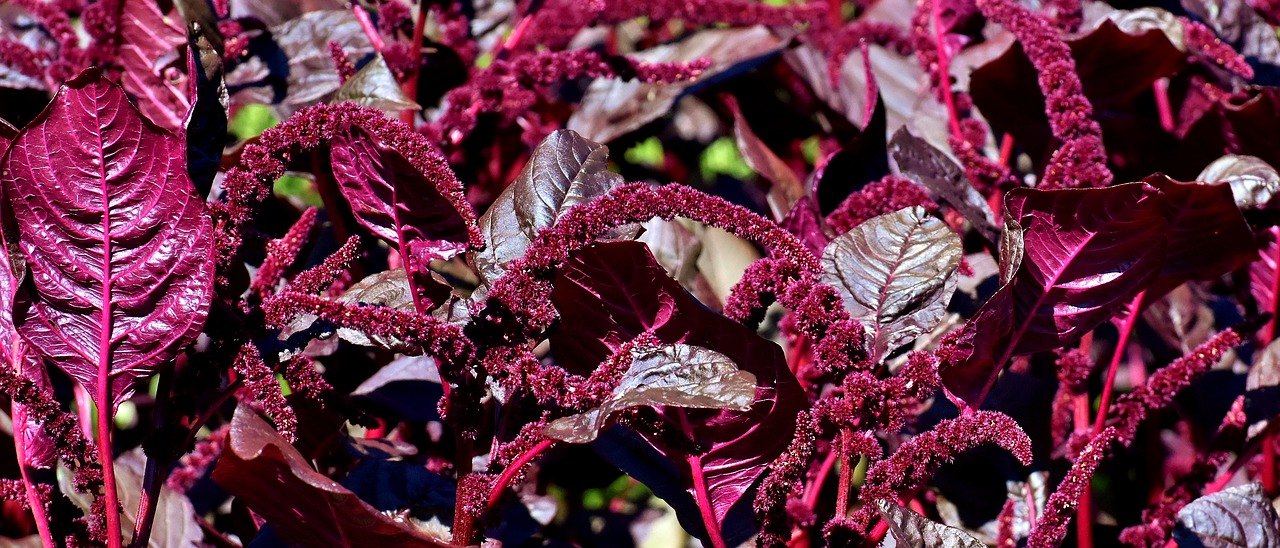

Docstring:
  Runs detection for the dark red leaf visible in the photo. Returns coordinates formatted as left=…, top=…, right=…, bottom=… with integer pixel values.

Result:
left=944, top=183, right=1169, bottom=406
left=212, top=405, right=450, bottom=547
left=550, top=241, right=805, bottom=532
left=723, top=94, right=804, bottom=221
left=813, top=93, right=889, bottom=216
left=1140, top=174, right=1258, bottom=299
left=330, top=123, right=474, bottom=309
left=185, top=20, right=228, bottom=198
left=969, top=20, right=1186, bottom=180
left=2, top=69, right=215, bottom=408
left=118, top=0, right=191, bottom=133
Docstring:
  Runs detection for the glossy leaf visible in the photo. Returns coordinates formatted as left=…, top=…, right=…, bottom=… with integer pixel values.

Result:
left=550, top=241, right=805, bottom=532
left=888, top=128, right=1000, bottom=244
left=212, top=405, right=450, bottom=546
left=546, top=344, right=757, bottom=443
left=1172, top=483, right=1280, bottom=547
left=943, top=184, right=1169, bottom=405
left=821, top=206, right=962, bottom=361
left=330, top=123, right=472, bottom=308
left=334, top=55, right=421, bottom=113
left=878, top=502, right=985, bottom=548
left=1141, top=174, right=1258, bottom=299
left=118, top=0, right=191, bottom=133
left=3, top=70, right=215, bottom=408
left=474, top=129, right=629, bottom=283
left=1197, top=154, right=1280, bottom=211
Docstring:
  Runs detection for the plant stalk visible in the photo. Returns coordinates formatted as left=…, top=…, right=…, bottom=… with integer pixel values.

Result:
left=930, top=0, right=963, bottom=140
left=688, top=452, right=727, bottom=548
left=486, top=439, right=555, bottom=510
left=13, top=406, right=55, bottom=548
left=131, top=364, right=175, bottom=548
left=1092, top=291, right=1146, bottom=438
left=835, top=429, right=853, bottom=517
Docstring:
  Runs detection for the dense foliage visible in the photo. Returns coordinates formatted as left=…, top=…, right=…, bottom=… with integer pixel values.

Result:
left=0, top=0, right=1276, bottom=546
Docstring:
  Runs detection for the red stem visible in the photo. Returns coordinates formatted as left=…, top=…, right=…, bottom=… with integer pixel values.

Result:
left=352, top=5, right=386, bottom=52
left=486, top=439, right=555, bottom=510
left=131, top=364, right=175, bottom=548
left=689, top=453, right=727, bottom=548
left=97, top=193, right=123, bottom=546
left=13, top=408, right=54, bottom=548
left=930, top=0, right=963, bottom=140
left=998, top=133, right=1015, bottom=166
left=1153, top=78, right=1174, bottom=133
left=678, top=410, right=726, bottom=548
left=401, top=2, right=430, bottom=124
left=1092, top=291, right=1146, bottom=438
left=835, top=429, right=853, bottom=516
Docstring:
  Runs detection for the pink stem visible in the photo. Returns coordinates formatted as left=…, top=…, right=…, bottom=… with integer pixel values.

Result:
left=998, top=133, right=1015, bottom=166
left=486, top=439, right=555, bottom=510
left=689, top=453, right=727, bottom=548
left=1091, top=291, right=1147, bottom=438
left=1153, top=78, right=1174, bottom=133
left=13, top=407, right=55, bottom=547
left=930, top=0, right=963, bottom=139
left=352, top=5, right=386, bottom=52
left=401, top=1, right=429, bottom=124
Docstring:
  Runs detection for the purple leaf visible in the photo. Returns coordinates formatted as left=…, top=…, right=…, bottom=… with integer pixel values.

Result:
left=185, top=20, right=228, bottom=198
left=330, top=123, right=474, bottom=309
left=212, top=405, right=450, bottom=546
left=888, top=127, right=1001, bottom=244
left=2, top=69, right=215, bottom=408
left=943, top=183, right=1169, bottom=406
left=1139, top=174, right=1258, bottom=300
left=780, top=196, right=834, bottom=257
left=1252, top=227, right=1280, bottom=318
left=550, top=241, right=805, bottom=529
left=1173, top=483, right=1280, bottom=547
left=723, top=94, right=804, bottom=221
left=0, top=120, right=52, bottom=469
left=813, top=93, right=889, bottom=216
left=820, top=206, right=962, bottom=362
left=118, top=0, right=191, bottom=133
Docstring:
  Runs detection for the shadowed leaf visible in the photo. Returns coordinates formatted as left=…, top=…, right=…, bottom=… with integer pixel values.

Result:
left=212, top=405, right=449, bottom=546
left=878, top=502, right=985, bottom=548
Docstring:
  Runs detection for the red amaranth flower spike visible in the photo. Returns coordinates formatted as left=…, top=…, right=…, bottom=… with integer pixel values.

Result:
left=825, top=175, right=936, bottom=234
left=975, top=0, right=1112, bottom=189
left=328, top=42, right=357, bottom=84
left=288, top=236, right=363, bottom=295
left=216, top=103, right=480, bottom=281
left=232, top=344, right=298, bottom=443
left=1179, top=17, right=1255, bottom=79
left=855, top=410, right=1032, bottom=529
left=252, top=208, right=319, bottom=300
left=1102, top=328, right=1243, bottom=446
left=1027, top=427, right=1118, bottom=548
